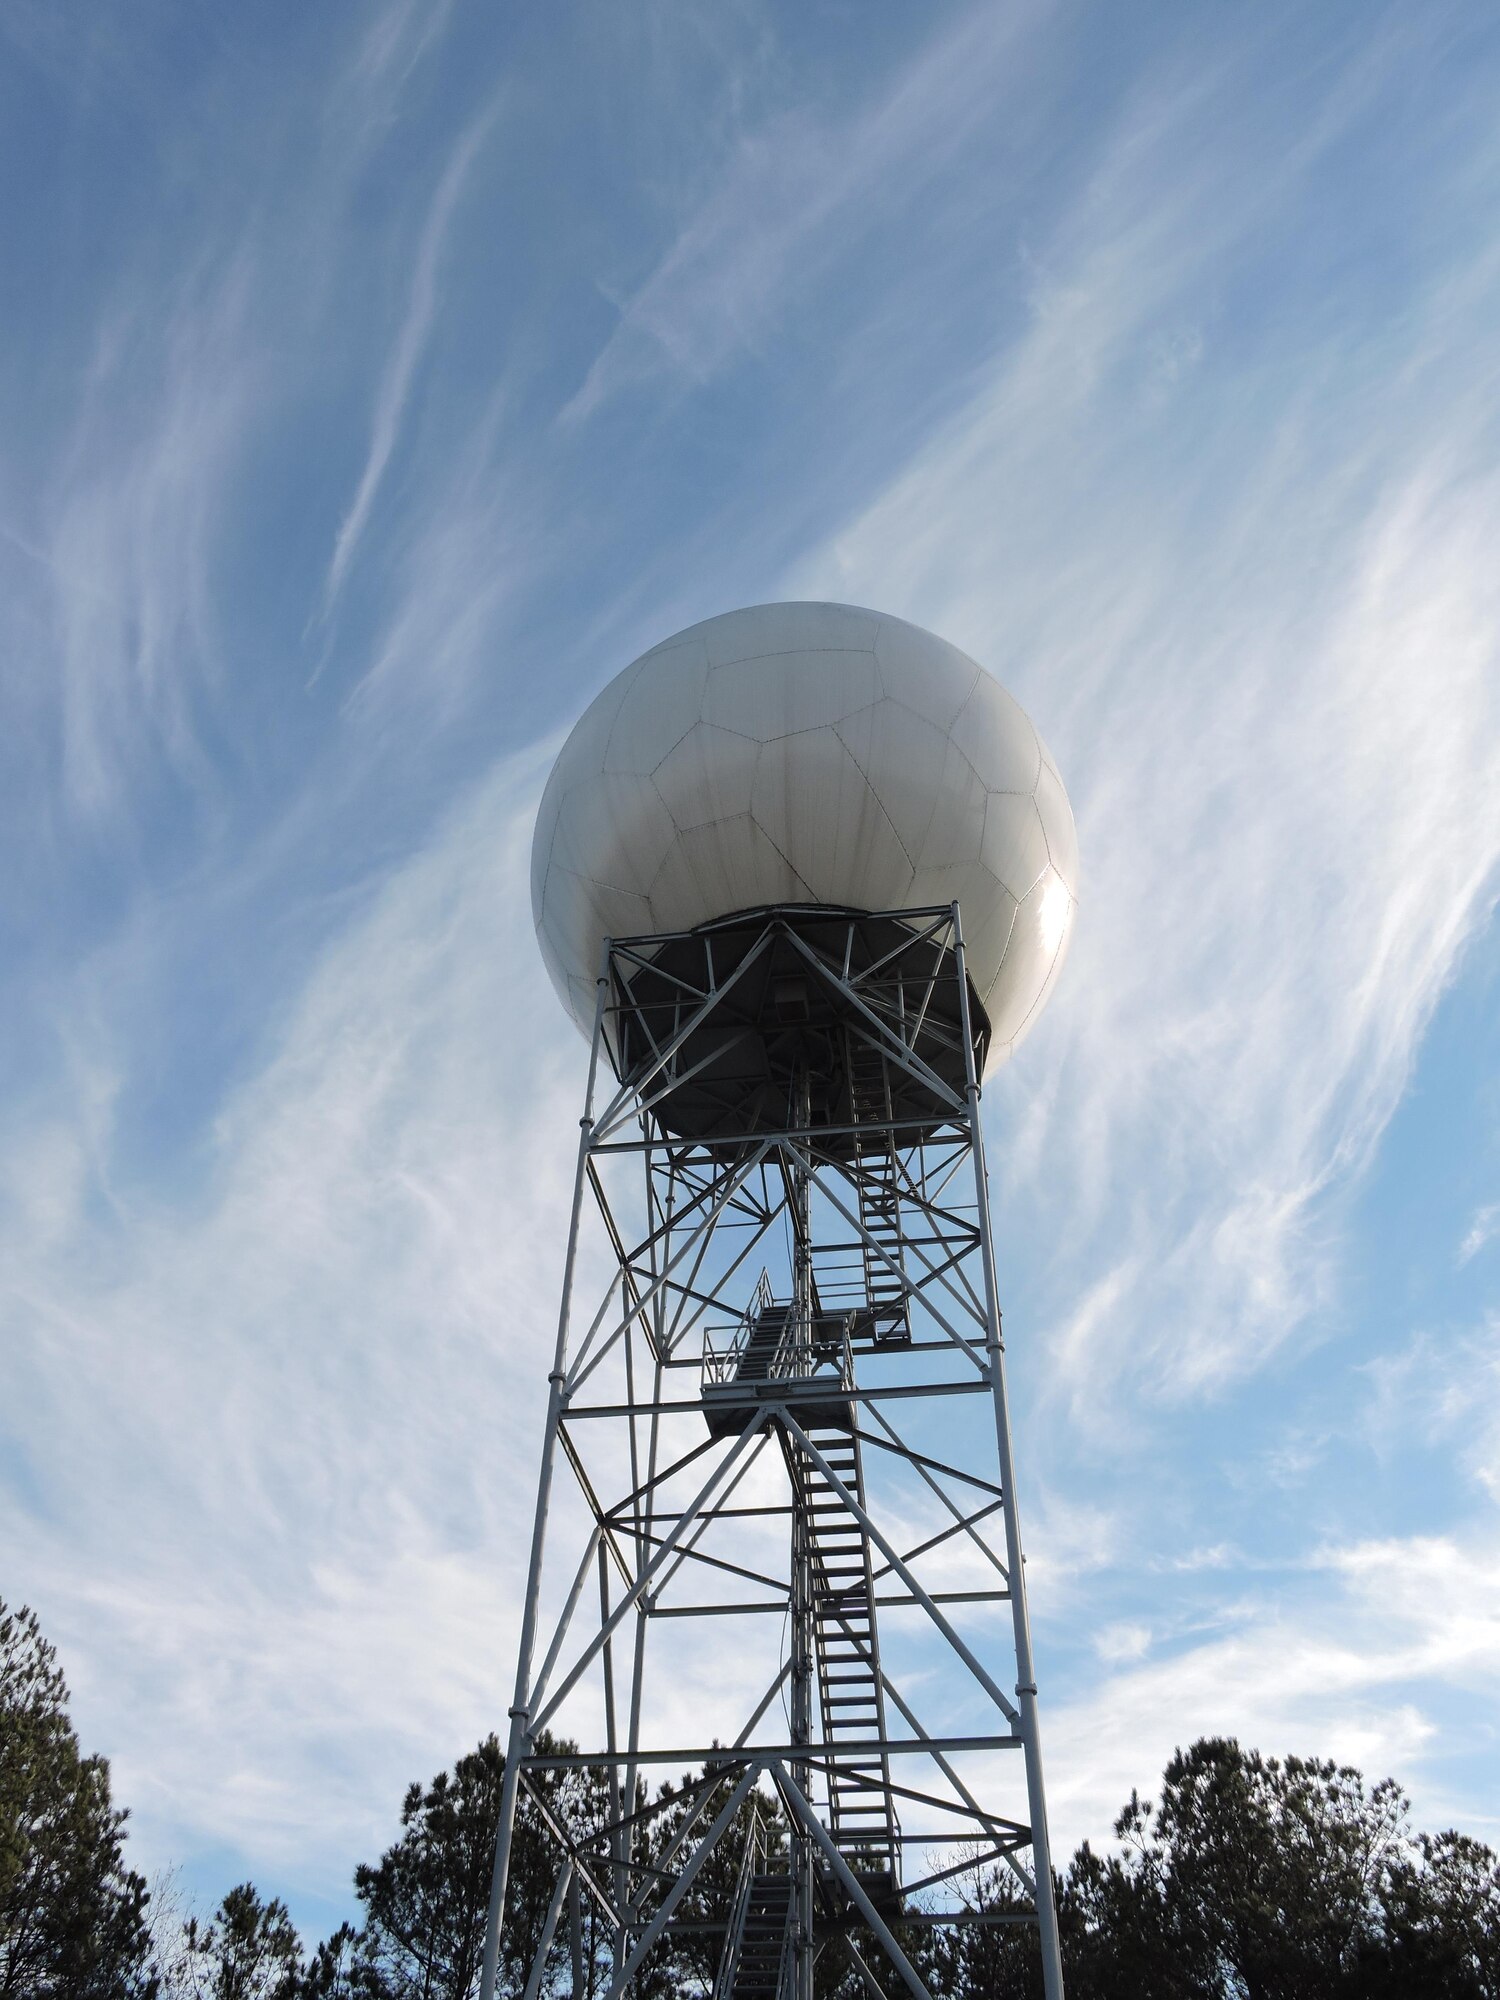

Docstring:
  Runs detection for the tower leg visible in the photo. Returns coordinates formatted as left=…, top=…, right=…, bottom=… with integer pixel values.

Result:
left=480, top=965, right=610, bottom=2000
left=953, top=906, right=1066, bottom=2000
left=789, top=1067, right=816, bottom=2000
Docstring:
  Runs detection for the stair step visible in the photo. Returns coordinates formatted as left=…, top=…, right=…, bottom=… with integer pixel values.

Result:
left=792, top=1383, right=901, bottom=1914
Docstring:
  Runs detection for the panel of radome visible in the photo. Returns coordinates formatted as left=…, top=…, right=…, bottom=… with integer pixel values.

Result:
left=953, top=676, right=1041, bottom=796
left=907, top=862, right=1019, bottom=1016
left=873, top=616, right=981, bottom=727
left=603, top=638, right=711, bottom=775
left=750, top=727, right=913, bottom=908
left=551, top=772, right=678, bottom=899
left=834, top=698, right=953, bottom=868
left=555, top=657, right=644, bottom=792
left=703, top=648, right=880, bottom=739
left=1033, top=753, right=1079, bottom=890
left=917, top=740, right=990, bottom=869
left=648, top=814, right=813, bottom=933
left=1011, top=888, right=1075, bottom=1050
left=984, top=867, right=1070, bottom=1048
left=566, top=973, right=595, bottom=1030
left=531, top=776, right=566, bottom=928
left=540, top=862, right=653, bottom=959
left=652, top=721, right=761, bottom=830
left=704, top=600, right=880, bottom=667
left=981, top=792, right=1051, bottom=902
left=542, top=866, right=655, bottom=1028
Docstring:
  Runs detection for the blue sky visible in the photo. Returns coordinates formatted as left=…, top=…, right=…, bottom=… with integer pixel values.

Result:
left=3, top=0, right=1499, bottom=1947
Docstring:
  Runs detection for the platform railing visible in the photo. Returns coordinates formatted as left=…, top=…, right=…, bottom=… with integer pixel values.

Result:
left=701, top=1276, right=853, bottom=1398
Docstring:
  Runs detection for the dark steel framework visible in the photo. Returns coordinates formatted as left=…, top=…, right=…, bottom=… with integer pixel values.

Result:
left=479, top=905, right=1064, bottom=2000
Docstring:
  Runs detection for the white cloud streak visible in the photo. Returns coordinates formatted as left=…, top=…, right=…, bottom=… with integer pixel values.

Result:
left=782, top=26, right=1500, bottom=1415
left=1460, top=1202, right=1500, bottom=1266
left=1045, top=1530, right=1500, bottom=1855
left=563, top=1, right=1045, bottom=420
left=7, top=0, right=1500, bottom=1926
left=36, top=257, right=261, bottom=828
left=322, top=104, right=496, bottom=616
left=0, top=747, right=581, bottom=1894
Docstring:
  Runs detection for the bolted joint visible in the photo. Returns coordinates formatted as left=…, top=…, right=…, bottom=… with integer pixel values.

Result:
left=1016, top=1682, right=1037, bottom=1698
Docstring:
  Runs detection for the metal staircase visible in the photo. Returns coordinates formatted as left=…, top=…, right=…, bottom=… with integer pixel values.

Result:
left=702, top=1277, right=901, bottom=1994
left=724, top=1872, right=793, bottom=1998
left=845, top=1041, right=911, bottom=1344
left=728, top=1280, right=793, bottom=1386
left=796, top=1422, right=901, bottom=1899
left=715, top=1813, right=792, bottom=2000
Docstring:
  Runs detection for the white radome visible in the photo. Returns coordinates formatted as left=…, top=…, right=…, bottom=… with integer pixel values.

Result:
left=532, top=602, right=1078, bottom=1068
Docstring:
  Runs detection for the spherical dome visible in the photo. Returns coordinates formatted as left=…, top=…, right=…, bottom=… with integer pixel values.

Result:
left=532, top=602, right=1077, bottom=1068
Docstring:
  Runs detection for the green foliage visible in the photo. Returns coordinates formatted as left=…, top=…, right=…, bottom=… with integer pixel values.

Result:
left=946, top=1736, right=1500, bottom=2000
left=173, top=1885, right=306, bottom=2000
left=348, top=1739, right=505, bottom=2000
left=7, top=1594, right=1500, bottom=2000
left=348, top=1731, right=614, bottom=2000
left=638, top=1770, right=783, bottom=1997
left=295, top=1923, right=361, bottom=2000
left=0, top=1596, right=156, bottom=2000
left=1355, top=1829, right=1500, bottom=1999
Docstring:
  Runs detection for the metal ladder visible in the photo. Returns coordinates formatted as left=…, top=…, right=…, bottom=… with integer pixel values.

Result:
left=797, top=1422, right=900, bottom=1897
left=715, top=1813, right=793, bottom=2000
left=726, top=1874, right=793, bottom=1999
left=733, top=1293, right=794, bottom=1386
left=845, top=1041, right=911, bottom=1344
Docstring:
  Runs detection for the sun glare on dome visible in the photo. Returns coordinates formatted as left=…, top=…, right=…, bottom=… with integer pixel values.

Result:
left=1039, top=873, right=1072, bottom=956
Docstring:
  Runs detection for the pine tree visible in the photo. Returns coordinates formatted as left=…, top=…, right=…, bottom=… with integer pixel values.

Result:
left=0, top=1596, right=156, bottom=2000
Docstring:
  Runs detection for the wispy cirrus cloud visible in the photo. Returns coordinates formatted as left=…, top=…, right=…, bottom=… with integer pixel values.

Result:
left=1, top=0, right=492, bottom=866
left=5, top=0, right=1500, bottom=1939
left=786, top=16, right=1500, bottom=1415
left=1460, top=1202, right=1500, bottom=1266
left=352, top=0, right=458, bottom=94
left=321, top=102, right=498, bottom=619
left=0, top=746, right=575, bottom=1903
left=1046, top=1528, right=1500, bottom=1854
left=1362, top=1316, right=1500, bottom=1505
left=562, top=0, right=1045, bottom=421
left=40, top=256, right=263, bottom=830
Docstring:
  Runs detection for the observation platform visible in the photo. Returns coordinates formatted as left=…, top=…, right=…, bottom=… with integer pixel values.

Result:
left=604, top=904, right=989, bottom=1151
left=701, top=1283, right=857, bottom=1440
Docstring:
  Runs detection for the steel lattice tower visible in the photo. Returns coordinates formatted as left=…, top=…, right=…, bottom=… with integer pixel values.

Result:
left=478, top=900, right=1066, bottom=2000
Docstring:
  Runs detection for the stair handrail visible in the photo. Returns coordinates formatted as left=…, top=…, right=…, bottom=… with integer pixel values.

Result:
left=711, top=1803, right=765, bottom=2000
left=702, top=1270, right=776, bottom=1389
left=702, top=1279, right=854, bottom=1400
left=767, top=1307, right=854, bottom=1392
left=774, top=1296, right=814, bottom=1383
left=772, top=1885, right=797, bottom=2000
